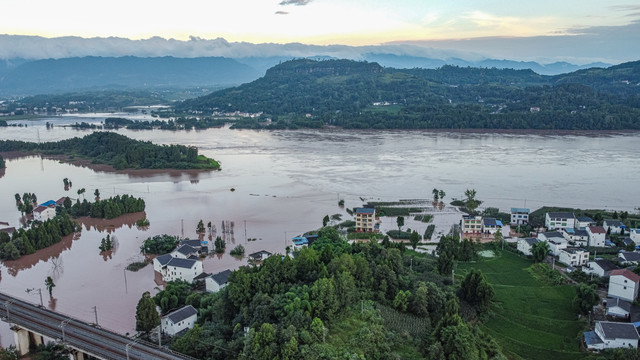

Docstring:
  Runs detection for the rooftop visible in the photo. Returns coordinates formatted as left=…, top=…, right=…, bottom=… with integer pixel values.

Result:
left=589, top=226, right=606, bottom=234
left=355, top=207, right=375, bottom=214
left=597, top=321, right=640, bottom=340
left=155, top=253, right=173, bottom=266
left=39, top=200, right=55, bottom=207
left=33, top=205, right=48, bottom=213
left=511, top=208, right=530, bottom=213
left=166, top=257, right=198, bottom=269
left=483, top=218, right=498, bottom=226
left=180, top=239, right=202, bottom=248
left=610, top=268, right=640, bottom=283
left=561, top=247, right=587, bottom=254
left=211, top=269, right=232, bottom=285
left=604, top=219, right=625, bottom=227
left=523, top=237, right=540, bottom=246
left=606, top=297, right=632, bottom=313
left=619, top=252, right=640, bottom=262
left=164, top=305, right=198, bottom=324
left=592, top=259, right=619, bottom=272
left=174, top=244, right=198, bottom=256
left=547, top=212, right=575, bottom=219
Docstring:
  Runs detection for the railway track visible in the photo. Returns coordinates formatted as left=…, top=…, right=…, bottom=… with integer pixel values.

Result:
left=0, top=292, right=196, bottom=360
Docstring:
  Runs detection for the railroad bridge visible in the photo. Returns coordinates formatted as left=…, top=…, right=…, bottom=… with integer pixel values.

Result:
left=0, top=292, right=196, bottom=360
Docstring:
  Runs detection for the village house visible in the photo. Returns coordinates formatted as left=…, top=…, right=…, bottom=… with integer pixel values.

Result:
left=562, top=228, right=589, bottom=247
left=461, top=215, right=483, bottom=240
left=583, top=259, right=619, bottom=277
left=558, top=247, right=589, bottom=267
left=172, top=244, right=199, bottom=259
left=537, top=231, right=568, bottom=256
left=586, top=226, right=606, bottom=247
left=576, top=216, right=596, bottom=229
left=292, top=236, right=309, bottom=251
left=33, top=205, right=56, bottom=222
left=354, top=208, right=376, bottom=232
left=482, top=218, right=502, bottom=235
left=510, top=208, right=529, bottom=225
left=603, top=220, right=626, bottom=235
left=618, top=252, right=640, bottom=266
left=161, top=305, right=198, bottom=337
left=160, top=257, right=203, bottom=283
left=545, top=212, right=576, bottom=230
left=248, top=250, right=272, bottom=262
left=605, top=297, right=632, bottom=318
left=608, top=269, right=640, bottom=302
left=585, top=321, right=639, bottom=350
left=179, top=239, right=203, bottom=250
left=205, top=269, right=232, bottom=293
left=630, top=229, right=640, bottom=245
left=517, top=237, right=539, bottom=256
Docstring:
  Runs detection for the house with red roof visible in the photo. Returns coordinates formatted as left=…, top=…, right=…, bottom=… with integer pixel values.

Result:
left=586, top=225, right=606, bottom=247
left=608, top=269, right=640, bottom=302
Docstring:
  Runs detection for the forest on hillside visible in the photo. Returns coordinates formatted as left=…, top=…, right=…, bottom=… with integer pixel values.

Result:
left=178, top=59, right=640, bottom=130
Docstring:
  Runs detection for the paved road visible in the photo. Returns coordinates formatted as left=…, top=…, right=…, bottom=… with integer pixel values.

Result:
left=0, top=292, right=196, bottom=360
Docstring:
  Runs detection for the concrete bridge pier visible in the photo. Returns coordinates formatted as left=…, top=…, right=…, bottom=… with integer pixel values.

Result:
left=12, top=326, right=44, bottom=355
left=69, top=349, right=86, bottom=360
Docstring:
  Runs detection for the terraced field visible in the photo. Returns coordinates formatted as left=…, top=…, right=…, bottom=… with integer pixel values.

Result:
left=458, top=251, right=587, bottom=360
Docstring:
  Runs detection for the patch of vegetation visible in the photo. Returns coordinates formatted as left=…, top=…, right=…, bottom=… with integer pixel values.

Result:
left=424, top=224, right=436, bottom=240
left=126, top=261, right=148, bottom=272
left=69, top=194, right=145, bottom=219
left=136, top=217, right=150, bottom=227
left=458, top=251, right=585, bottom=360
left=387, top=230, right=412, bottom=239
left=230, top=244, right=245, bottom=256
left=140, top=234, right=180, bottom=255
left=413, top=214, right=433, bottom=223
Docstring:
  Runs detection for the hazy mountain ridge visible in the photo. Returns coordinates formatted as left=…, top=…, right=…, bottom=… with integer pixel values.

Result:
left=0, top=56, right=261, bottom=96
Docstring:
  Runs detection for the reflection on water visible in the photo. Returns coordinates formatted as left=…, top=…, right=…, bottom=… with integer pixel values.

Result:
left=1, top=117, right=640, bottom=346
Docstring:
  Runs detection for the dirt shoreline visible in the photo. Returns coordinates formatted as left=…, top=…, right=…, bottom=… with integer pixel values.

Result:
left=0, top=151, right=217, bottom=177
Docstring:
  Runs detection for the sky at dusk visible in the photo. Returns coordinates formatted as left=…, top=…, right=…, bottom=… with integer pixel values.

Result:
left=1, top=0, right=639, bottom=45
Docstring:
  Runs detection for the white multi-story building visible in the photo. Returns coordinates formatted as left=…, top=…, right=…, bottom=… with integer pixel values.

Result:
left=586, top=226, right=606, bottom=247
left=545, top=212, right=576, bottom=230
left=603, top=220, right=626, bottom=235
left=461, top=215, right=483, bottom=240
left=160, top=257, right=203, bottom=283
left=558, top=247, right=589, bottom=267
left=608, top=269, right=640, bottom=302
left=510, top=208, right=529, bottom=225
left=33, top=205, right=56, bottom=222
left=205, top=269, right=232, bottom=293
left=517, top=238, right=539, bottom=256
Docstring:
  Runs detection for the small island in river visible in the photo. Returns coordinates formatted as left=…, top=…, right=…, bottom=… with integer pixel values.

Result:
left=0, top=132, right=220, bottom=171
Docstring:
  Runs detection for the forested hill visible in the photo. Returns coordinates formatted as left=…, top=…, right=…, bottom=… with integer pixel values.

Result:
left=0, top=132, right=220, bottom=170
left=178, top=58, right=640, bottom=130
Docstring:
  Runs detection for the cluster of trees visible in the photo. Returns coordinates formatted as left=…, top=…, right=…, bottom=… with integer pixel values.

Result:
left=99, top=234, right=113, bottom=252
left=214, top=236, right=226, bottom=253
left=0, top=213, right=77, bottom=260
left=5, top=90, right=167, bottom=113
left=154, top=226, right=501, bottom=359
left=0, top=132, right=220, bottom=170
left=176, top=59, right=640, bottom=130
left=140, top=234, right=180, bottom=255
left=69, top=194, right=145, bottom=219
left=14, top=192, right=37, bottom=215
left=0, top=154, right=5, bottom=168
left=436, top=234, right=479, bottom=276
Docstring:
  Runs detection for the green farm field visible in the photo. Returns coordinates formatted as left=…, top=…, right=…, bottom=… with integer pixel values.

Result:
left=458, top=251, right=587, bottom=360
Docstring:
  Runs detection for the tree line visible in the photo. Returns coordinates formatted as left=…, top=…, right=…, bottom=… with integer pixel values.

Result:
left=69, top=194, right=145, bottom=219
left=0, top=213, right=78, bottom=260
left=0, top=132, right=220, bottom=170
left=142, top=226, right=499, bottom=359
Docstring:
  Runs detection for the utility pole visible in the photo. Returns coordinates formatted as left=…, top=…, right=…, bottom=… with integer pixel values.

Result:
left=123, top=268, right=128, bottom=293
left=452, top=269, right=455, bottom=284
left=244, top=220, right=247, bottom=243
left=60, top=319, right=72, bottom=343
left=181, top=219, right=184, bottom=238
left=92, top=306, right=98, bottom=325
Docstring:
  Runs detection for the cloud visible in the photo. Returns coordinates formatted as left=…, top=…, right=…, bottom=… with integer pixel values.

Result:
left=275, top=11, right=289, bottom=15
left=279, top=0, right=313, bottom=6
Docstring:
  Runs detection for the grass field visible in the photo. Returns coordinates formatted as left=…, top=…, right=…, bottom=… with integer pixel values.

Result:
left=458, top=251, right=587, bottom=360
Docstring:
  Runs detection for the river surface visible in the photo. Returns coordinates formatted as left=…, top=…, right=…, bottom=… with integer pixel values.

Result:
left=1, top=114, right=640, bottom=346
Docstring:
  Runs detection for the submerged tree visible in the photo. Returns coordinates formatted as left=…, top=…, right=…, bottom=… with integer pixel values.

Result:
left=45, top=276, right=55, bottom=296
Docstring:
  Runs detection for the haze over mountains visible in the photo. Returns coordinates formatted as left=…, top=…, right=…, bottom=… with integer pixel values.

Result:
left=0, top=34, right=632, bottom=96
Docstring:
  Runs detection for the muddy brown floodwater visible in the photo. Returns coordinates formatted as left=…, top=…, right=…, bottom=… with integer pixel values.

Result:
left=1, top=114, right=640, bottom=347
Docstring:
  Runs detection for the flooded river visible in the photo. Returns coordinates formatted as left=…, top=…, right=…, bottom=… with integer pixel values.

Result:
left=1, top=114, right=640, bottom=346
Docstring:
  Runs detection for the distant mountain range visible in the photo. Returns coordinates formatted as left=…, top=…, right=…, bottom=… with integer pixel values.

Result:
left=0, top=53, right=615, bottom=96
